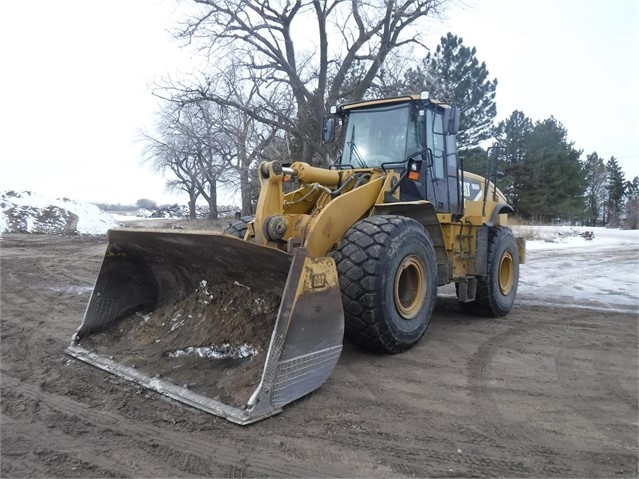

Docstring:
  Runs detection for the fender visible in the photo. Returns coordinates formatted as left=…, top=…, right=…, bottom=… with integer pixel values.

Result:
left=487, top=203, right=515, bottom=227
left=371, top=201, right=449, bottom=284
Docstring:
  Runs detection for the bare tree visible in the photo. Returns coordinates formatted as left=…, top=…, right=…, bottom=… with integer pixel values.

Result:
left=171, top=0, right=449, bottom=165
left=141, top=110, right=202, bottom=219
left=206, top=71, right=282, bottom=215
left=147, top=77, right=285, bottom=218
left=142, top=100, right=239, bottom=219
left=156, top=67, right=287, bottom=215
left=181, top=100, right=231, bottom=219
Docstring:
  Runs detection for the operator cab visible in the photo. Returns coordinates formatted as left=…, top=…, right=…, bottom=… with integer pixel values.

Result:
left=323, top=94, right=461, bottom=215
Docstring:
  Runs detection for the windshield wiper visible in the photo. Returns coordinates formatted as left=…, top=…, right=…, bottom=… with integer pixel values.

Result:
left=347, top=124, right=367, bottom=168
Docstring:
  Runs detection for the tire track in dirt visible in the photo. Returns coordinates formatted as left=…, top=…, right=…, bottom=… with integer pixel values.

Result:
left=303, top=427, right=536, bottom=477
left=255, top=391, right=362, bottom=466
left=2, top=374, right=350, bottom=478
left=555, top=339, right=639, bottom=450
left=596, top=327, right=639, bottom=411
left=468, top=314, right=638, bottom=476
left=332, top=351, right=453, bottom=476
left=1, top=413, right=141, bottom=478
left=466, top=320, right=590, bottom=477
left=2, top=389, right=204, bottom=478
left=595, top=358, right=639, bottom=412
left=282, top=359, right=538, bottom=477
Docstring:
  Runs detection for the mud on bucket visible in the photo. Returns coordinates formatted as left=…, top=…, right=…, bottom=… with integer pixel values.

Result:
left=67, top=229, right=344, bottom=424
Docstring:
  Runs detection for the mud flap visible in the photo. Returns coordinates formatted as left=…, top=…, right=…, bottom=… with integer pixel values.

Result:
left=66, top=228, right=344, bottom=425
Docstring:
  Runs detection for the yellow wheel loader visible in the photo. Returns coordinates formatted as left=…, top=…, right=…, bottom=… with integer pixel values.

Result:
left=67, top=93, right=525, bottom=424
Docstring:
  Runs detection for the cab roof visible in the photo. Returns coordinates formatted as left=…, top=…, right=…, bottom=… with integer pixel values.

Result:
left=340, top=94, right=450, bottom=112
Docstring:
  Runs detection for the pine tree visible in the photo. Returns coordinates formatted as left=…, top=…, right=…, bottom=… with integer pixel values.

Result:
left=582, top=152, right=607, bottom=226
left=404, top=33, right=498, bottom=150
left=517, top=117, right=585, bottom=222
left=623, top=176, right=639, bottom=229
left=493, top=111, right=534, bottom=211
left=605, top=157, right=626, bottom=227
left=459, top=147, right=488, bottom=176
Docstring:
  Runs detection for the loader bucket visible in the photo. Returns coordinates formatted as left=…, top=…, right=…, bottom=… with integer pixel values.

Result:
left=66, top=228, right=344, bottom=424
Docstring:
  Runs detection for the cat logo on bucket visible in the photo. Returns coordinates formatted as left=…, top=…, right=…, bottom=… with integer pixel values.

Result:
left=311, top=272, right=327, bottom=289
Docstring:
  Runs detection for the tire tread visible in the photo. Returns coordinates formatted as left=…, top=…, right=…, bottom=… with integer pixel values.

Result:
left=331, top=215, right=436, bottom=353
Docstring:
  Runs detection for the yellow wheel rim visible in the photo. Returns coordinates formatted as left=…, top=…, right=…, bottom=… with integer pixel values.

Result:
left=394, top=255, right=427, bottom=319
left=498, top=251, right=515, bottom=295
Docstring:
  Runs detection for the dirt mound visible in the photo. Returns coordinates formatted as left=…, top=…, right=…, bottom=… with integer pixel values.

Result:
left=0, top=191, right=119, bottom=235
left=82, top=280, right=281, bottom=408
left=3, top=203, right=79, bottom=234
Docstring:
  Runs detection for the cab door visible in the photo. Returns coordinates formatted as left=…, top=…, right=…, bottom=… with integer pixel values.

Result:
left=425, top=108, right=460, bottom=215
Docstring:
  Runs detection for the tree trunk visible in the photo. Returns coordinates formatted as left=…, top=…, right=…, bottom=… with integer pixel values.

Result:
left=239, top=167, right=252, bottom=215
left=188, top=193, right=197, bottom=220
left=208, top=182, right=218, bottom=219
left=302, top=142, right=315, bottom=165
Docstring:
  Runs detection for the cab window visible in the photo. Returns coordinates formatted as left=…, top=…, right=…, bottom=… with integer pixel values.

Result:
left=427, top=110, right=446, bottom=179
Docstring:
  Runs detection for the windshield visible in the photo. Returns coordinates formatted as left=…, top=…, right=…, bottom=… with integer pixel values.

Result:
left=340, top=103, right=419, bottom=168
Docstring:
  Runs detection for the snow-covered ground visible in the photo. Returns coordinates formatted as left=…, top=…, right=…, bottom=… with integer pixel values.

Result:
left=434, top=225, right=639, bottom=314
left=513, top=225, right=639, bottom=314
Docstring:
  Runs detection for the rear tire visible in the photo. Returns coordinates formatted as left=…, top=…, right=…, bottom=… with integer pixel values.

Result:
left=223, top=216, right=253, bottom=239
left=459, top=225, right=519, bottom=317
left=331, top=215, right=437, bottom=354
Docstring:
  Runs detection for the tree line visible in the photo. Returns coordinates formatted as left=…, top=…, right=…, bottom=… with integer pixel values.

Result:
left=462, top=113, right=638, bottom=228
left=142, top=0, right=637, bottom=228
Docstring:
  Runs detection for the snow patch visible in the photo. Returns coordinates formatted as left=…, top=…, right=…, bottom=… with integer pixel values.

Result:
left=168, top=344, right=258, bottom=360
left=514, top=225, right=638, bottom=312
left=0, top=191, right=119, bottom=235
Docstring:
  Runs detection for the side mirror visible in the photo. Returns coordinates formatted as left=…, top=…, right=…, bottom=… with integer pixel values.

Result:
left=321, top=115, right=337, bottom=144
left=443, top=106, right=460, bottom=135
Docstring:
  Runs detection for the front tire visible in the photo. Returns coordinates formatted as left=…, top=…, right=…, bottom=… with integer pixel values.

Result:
left=460, top=225, right=519, bottom=317
left=331, top=215, right=437, bottom=353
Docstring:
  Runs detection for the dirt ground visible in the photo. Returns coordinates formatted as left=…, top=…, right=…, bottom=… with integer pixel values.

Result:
left=1, top=232, right=637, bottom=478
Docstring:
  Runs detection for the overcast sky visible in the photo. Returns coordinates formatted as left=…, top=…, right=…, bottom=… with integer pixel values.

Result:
left=1, top=0, right=637, bottom=205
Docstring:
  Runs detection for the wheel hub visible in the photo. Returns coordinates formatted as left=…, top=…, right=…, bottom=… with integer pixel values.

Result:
left=498, top=251, right=515, bottom=295
left=394, top=255, right=426, bottom=320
